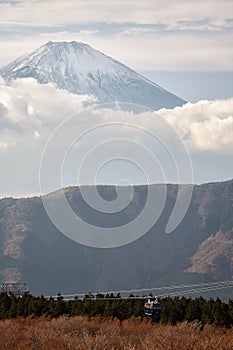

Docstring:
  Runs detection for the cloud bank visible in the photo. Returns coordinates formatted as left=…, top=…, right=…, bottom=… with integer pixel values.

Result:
left=0, top=78, right=94, bottom=152
left=0, top=78, right=232, bottom=155
left=160, top=99, right=233, bottom=153
left=0, top=77, right=232, bottom=197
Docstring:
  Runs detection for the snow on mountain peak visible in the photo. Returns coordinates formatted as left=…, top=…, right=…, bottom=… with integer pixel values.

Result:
left=0, top=41, right=186, bottom=110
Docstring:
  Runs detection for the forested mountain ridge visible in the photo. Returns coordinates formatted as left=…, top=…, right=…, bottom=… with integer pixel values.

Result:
left=0, top=180, right=232, bottom=296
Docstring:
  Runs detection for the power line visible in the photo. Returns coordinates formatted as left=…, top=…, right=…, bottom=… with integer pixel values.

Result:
left=46, top=280, right=233, bottom=300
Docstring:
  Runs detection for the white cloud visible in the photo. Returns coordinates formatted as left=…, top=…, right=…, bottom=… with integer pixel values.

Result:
left=1, top=28, right=233, bottom=71
left=0, top=77, right=232, bottom=196
left=0, top=1, right=233, bottom=70
left=1, top=0, right=233, bottom=26
left=0, top=78, right=94, bottom=151
left=166, top=19, right=233, bottom=32
left=159, top=99, right=233, bottom=153
left=1, top=78, right=232, bottom=154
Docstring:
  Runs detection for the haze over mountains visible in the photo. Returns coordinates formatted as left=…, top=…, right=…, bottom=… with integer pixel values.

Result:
left=0, top=41, right=185, bottom=110
left=0, top=181, right=232, bottom=297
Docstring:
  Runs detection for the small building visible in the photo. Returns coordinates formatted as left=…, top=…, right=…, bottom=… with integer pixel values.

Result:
left=0, top=282, right=29, bottom=296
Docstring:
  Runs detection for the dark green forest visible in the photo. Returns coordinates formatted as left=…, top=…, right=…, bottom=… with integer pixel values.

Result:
left=0, top=293, right=233, bottom=328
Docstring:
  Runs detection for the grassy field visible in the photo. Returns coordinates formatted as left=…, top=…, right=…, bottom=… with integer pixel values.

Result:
left=0, top=316, right=232, bottom=350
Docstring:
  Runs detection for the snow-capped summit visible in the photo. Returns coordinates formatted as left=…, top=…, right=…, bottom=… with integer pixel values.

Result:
left=0, top=41, right=185, bottom=110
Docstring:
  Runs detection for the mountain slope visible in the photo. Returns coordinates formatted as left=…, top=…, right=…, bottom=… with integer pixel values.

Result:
left=0, top=180, right=232, bottom=297
left=0, top=41, right=185, bottom=110
left=186, top=229, right=233, bottom=280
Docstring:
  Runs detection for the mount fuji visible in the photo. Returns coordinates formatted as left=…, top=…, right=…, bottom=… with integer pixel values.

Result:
left=0, top=41, right=185, bottom=110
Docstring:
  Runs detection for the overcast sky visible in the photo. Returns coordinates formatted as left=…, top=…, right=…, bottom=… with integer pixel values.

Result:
left=1, top=0, right=233, bottom=71
left=0, top=0, right=233, bottom=197
left=1, top=0, right=233, bottom=100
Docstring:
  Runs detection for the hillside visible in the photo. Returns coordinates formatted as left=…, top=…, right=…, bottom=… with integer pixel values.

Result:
left=0, top=180, right=232, bottom=296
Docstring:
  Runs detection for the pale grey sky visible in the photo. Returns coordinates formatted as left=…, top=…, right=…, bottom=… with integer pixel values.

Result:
left=1, top=0, right=233, bottom=71
left=1, top=0, right=233, bottom=100
left=0, top=0, right=232, bottom=196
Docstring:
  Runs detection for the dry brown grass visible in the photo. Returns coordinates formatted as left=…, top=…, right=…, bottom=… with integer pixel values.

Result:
left=0, top=316, right=232, bottom=350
